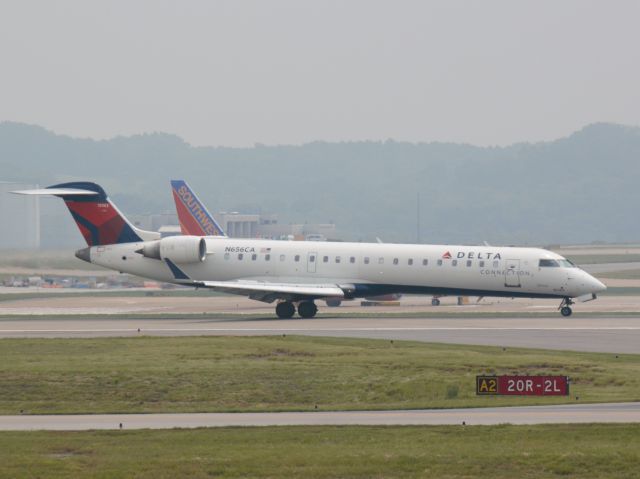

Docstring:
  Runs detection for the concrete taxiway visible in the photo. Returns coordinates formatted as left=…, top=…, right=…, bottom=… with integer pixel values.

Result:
left=0, top=316, right=639, bottom=353
left=0, top=402, right=638, bottom=431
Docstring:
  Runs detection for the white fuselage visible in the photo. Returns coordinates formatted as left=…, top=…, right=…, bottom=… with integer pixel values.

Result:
left=87, top=238, right=606, bottom=300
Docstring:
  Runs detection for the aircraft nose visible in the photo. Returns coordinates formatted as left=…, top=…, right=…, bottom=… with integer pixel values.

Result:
left=585, top=272, right=606, bottom=294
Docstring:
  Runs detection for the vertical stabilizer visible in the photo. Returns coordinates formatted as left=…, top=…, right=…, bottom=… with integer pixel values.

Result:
left=170, top=180, right=226, bottom=237
left=11, top=182, right=159, bottom=246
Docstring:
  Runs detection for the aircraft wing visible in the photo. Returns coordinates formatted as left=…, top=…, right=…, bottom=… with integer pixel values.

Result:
left=190, top=279, right=345, bottom=303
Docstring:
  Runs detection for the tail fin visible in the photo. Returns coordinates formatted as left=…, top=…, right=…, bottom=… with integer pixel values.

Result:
left=170, top=180, right=226, bottom=237
left=11, top=182, right=159, bottom=246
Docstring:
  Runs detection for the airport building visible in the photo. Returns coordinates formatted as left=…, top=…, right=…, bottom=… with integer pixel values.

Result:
left=131, top=211, right=337, bottom=241
left=218, top=212, right=336, bottom=240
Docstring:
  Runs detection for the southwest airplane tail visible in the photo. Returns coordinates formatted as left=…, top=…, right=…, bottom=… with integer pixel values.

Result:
left=12, top=182, right=159, bottom=246
left=170, top=180, right=226, bottom=237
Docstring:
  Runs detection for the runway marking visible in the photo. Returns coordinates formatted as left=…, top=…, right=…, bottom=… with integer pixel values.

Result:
left=1, top=327, right=640, bottom=333
left=0, top=402, right=638, bottom=430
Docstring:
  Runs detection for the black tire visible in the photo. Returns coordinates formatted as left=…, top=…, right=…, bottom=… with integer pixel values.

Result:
left=560, top=306, right=572, bottom=317
left=431, top=298, right=441, bottom=306
left=276, top=301, right=295, bottom=319
left=325, top=299, right=342, bottom=307
left=298, top=301, right=318, bottom=318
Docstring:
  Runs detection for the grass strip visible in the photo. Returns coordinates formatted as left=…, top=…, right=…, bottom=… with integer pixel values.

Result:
left=0, top=424, right=638, bottom=478
left=0, top=336, right=638, bottom=415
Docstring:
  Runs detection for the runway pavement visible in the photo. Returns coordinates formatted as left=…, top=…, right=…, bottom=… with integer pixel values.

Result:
left=0, top=315, right=639, bottom=353
left=0, top=402, right=638, bottom=430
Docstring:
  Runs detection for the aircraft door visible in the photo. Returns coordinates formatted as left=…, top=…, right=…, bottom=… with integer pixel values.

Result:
left=504, top=259, right=521, bottom=287
left=307, top=252, right=317, bottom=273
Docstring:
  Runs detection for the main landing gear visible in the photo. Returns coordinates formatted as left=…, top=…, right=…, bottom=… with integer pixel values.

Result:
left=275, top=301, right=295, bottom=319
left=275, top=301, right=318, bottom=319
left=559, top=297, right=574, bottom=317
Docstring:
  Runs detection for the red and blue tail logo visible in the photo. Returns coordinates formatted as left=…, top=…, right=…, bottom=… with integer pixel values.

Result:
left=50, top=182, right=143, bottom=246
left=170, top=180, right=225, bottom=237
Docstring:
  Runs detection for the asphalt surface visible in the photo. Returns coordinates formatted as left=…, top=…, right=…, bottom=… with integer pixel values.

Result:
left=1, top=402, right=638, bottom=431
left=1, top=316, right=639, bottom=353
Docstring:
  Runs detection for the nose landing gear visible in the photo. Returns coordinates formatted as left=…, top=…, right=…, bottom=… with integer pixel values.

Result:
left=559, top=297, right=574, bottom=317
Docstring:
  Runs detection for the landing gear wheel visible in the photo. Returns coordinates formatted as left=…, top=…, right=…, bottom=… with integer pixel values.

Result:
left=558, top=297, right=574, bottom=317
left=431, top=298, right=441, bottom=306
left=560, top=306, right=573, bottom=317
left=298, top=301, right=318, bottom=318
left=276, top=301, right=295, bottom=319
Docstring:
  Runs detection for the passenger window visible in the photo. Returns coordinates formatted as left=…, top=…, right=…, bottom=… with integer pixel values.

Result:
left=252, top=254, right=257, bottom=261
left=350, top=257, right=355, bottom=263
left=493, top=260, right=499, bottom=268
left=238, top=253, right=243, bottom=260
left=393, top=258, right=399, bottom=265
left=437, top=259, right=443, bottom=266
left=422, top=259, right=428, bottom=266
left=295, top=255, right=300, bottom=262
left=265, top=254, right=271, bottom=261
left=280, top=254, right=285, bottom=261
left=224, top=253, right=230, bottom=260
left=466, top=260, right=472, bottom=267
left=408, top=259, right=413, bottom=265
left=452, top=259, right=458, bottom=266
left=378, top=257, right=384, bottom=264
left=323, top=256, right=329, bottom=263
left=309, top=255, right=315, bottom=263
left=479, top=260, right=485, bottom=267
left=364, top=257, right=370, bottom=264
left=335, top=256, right=341, bottom=263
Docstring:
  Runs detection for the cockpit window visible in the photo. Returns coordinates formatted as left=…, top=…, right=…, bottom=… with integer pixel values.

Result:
left=539, top=259, right=560, bottom=267
left=539, top=258, right=576, bottom=268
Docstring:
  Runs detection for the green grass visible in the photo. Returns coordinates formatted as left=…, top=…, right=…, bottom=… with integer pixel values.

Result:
left=1, top=336, right=638, bottom=415
left=1, top=424, right=639, bottom=478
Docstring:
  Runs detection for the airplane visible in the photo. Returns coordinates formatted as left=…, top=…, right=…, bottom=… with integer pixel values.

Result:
left=12, top=182, right=607, bottom=319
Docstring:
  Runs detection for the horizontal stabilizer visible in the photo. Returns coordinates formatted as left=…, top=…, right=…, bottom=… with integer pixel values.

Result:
left=11, top=188, right=99, bottom=196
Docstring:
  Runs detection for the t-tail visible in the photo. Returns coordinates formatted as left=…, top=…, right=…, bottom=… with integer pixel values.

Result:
left=11, top=182, right=159, bottom=246
left=170, top=180, right=226, bottom=237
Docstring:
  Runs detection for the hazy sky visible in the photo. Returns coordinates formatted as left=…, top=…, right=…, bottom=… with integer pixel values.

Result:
left=1, top=0, right=639, bottom=147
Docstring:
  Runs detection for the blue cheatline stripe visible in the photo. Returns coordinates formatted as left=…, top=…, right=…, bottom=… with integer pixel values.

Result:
left=69, top=210, right=100, bottom=246
left=164, top=258, right=190, bottom=280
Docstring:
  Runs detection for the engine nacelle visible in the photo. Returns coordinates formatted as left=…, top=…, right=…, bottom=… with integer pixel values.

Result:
left=137, top=236, right=207, bottom=264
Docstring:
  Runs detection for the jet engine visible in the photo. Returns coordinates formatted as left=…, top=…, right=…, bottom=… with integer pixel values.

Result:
left=136, top=236, right=206, bottom=264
